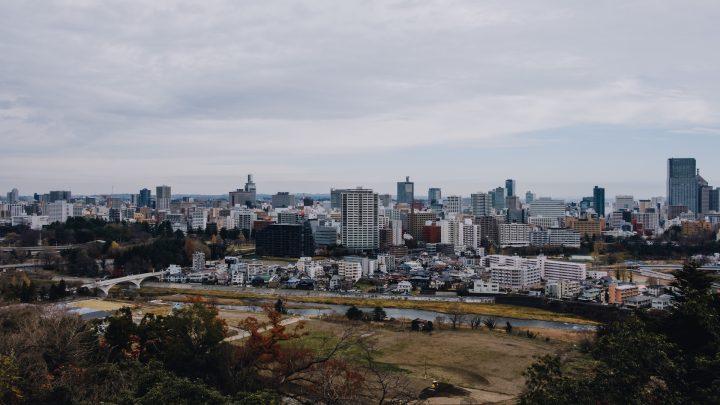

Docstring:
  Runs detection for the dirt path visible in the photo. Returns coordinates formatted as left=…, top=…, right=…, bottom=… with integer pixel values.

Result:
left=223, top=316, right=306, bottom=342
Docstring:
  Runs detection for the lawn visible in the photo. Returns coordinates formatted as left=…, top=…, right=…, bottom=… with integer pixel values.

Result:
left=296, top=318, right=580, bottom=403
left=66, top=299, right=133, bottom=312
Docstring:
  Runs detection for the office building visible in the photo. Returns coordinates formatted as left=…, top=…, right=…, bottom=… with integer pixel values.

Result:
left=490, top=187, right=506, bottom=210
left=565, top=216, right=605, bottom=238
left=277, top=211, right=301, bottom=225
left=505, top=179, right=516, bottom=197
left=633, top=211, right=659, bottom=232
left=230, top=207, right=256, bottom=231
left=190, top=209, right=208, bottom=230
left=396, top=176, right=414, bottom=204
left=47, top=200, right=73, bottom=224
left=313, top=225, right=338, bottom=247
left=710, top=188, right=720, bottom=212
left=667, top=158, right=698, bottom=212
left=341, top=188, right=379, bottom=251
left=138, top=188, right=151, bottom=208
left=428, top=188, right=441, bottom=205
left=470, top=192, right=492, bottom=217
left=525, top=191, right=536, bottom=204
left=255, top=223, right=315, bottom=257
left=9, top=204, right=25, bottom=217
left=593, top=186, right=605, bottom=217
left=529, top=198, right=565, bottom=218
left=49, top=190, right=71, bottom=203
left=330, top=188, right=350, bottom=210
left=6, top=188, right=18, bottom=204
left=422, top=224, right=441, bottom=243
left=579, top=196, right=594, bottom=213
left=638, top=199, right=652, bottom=213
left=699, top=184, right=712, bottom=214
left=614, top=195, right=635, bottom=211
left=156, top=185, right=171, bottom=211
left=229, top=174, right=257, bottom=208
left=272, top=192, right=295, bottom=208
left=443, top=195, right=462, bottom=215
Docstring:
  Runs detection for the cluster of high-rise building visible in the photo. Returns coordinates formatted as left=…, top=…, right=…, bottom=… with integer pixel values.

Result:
left=2, top=158, right=719, bottom=255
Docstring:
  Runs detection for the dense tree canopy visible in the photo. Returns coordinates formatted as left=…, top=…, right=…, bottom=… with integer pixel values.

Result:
left=0, top=300, right=411, bottom=404
left=520, top=261, right=720, bottom=404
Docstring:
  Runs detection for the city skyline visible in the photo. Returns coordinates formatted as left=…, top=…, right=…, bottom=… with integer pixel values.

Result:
left=0, top=169, right=704, bottom=202
left=2, top=2, right=720, bottom=196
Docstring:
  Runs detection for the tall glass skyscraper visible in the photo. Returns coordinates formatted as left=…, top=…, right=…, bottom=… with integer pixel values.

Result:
left=593, top=186, right=605, bottom=217
left=138, top=188, right=151, bottom=207
left=505, top=179, right=516, bottom=197
left=396, top=176, right=414, bottom=204
left=428, top=188, right=441, bottom=204
left=667, top=158, right=697, bottom=211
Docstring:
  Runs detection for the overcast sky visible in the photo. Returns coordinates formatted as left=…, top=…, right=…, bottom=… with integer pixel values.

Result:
left=2, top=1, right=719, bottom=199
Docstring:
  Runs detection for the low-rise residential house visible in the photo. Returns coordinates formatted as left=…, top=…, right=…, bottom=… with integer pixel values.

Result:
left=338, top=261, right=363, bottom=282
left=624, top=295, right=653, bottom=308
left=329, top=275, right=342, bottom=290
left=165, top=273, right=188, bottom=283
left=395, top=280, right=412, bottom=294
left=578, top=287, right=603, bottom=302
left=652, top=294, right=674, bottom=310
left=545, top=280, right=581, bottom=299
left=471, top=279, right=500, bottom=294
left=646, top=285, right=667, bottom=297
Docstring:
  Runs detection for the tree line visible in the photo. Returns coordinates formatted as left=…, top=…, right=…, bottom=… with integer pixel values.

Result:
left=0, top=301, right=413, bottom=404
left=520, top=262, right=720, bottom=404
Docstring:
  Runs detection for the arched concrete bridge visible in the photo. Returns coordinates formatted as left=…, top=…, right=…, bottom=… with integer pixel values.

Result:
left=82, top=270, right=167, bottom=296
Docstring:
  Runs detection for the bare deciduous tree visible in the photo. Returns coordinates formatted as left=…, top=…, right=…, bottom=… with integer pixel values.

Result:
left=469, top=315, right=484, bottom=330
left=446, top=303, right=467, bottom=330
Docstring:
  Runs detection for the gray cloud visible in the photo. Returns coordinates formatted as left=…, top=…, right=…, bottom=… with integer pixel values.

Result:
left=1, top=1, right=720, bottom=195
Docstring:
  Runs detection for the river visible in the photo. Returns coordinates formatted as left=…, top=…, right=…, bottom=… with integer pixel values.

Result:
left=212, top=302, right=596, bottom=331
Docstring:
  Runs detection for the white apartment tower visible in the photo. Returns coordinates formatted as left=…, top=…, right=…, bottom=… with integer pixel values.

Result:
left=341, top=188, right=379, bottom=251
left=46, top=201, right=73, bottom=224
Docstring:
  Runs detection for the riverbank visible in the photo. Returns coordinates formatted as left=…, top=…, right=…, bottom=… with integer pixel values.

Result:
left=138, top=285, right=598, bottom=326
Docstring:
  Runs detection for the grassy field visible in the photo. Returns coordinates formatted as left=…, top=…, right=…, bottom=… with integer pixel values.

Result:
left=139, top=286, right=597, bottom=325
left=294, top=318, right=581, bottom=403
left=67, top=296, right=589, bottom=402
left=66, top=299, right=132, bottom=311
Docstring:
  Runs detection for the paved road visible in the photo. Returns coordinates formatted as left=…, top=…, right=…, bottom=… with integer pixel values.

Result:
left=0, top=262, right=44, bottom=270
